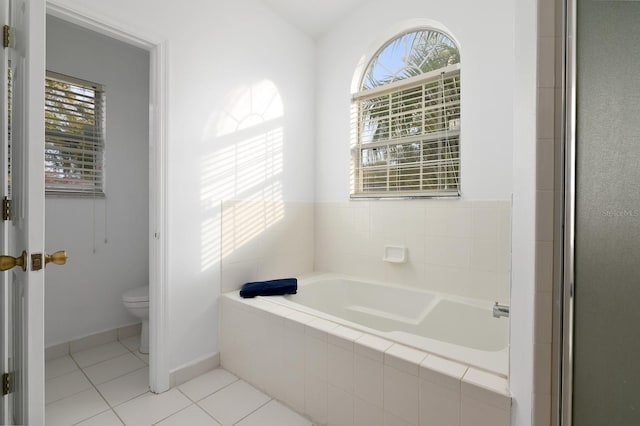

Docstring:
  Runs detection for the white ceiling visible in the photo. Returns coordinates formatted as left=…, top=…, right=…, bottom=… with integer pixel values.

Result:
left=261, top=0, right=370, bottom=39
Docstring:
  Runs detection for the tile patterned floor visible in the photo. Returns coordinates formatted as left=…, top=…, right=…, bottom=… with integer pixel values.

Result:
left=45, top=337, right=313, bottom=426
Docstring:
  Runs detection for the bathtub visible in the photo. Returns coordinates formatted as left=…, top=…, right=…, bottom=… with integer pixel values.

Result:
left=220, top=273, right=511, bottom=425
left=270, top=273, right=509, bottom=376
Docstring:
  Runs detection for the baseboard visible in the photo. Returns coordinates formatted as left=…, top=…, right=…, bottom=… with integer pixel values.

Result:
left=169, top=352, right=220, bottom=388
left=45, top=322, right=142, bottom=360
left=118, top=323, right=143, bottom=340
left=45, top=342, right=70, bottom=361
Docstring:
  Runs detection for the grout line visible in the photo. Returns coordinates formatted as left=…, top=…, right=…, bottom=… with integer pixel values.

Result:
left=149, top=401, right=197, bottom=425
left=87, top=363, right=148, bottom=389
left=110, top=335, right=147, bottom=425
left=64, top=355, right=115, bottom=425
left=111, top=408, right=127, bottom=426
left=180, top=375, right=240, bottom=403
left=96, top=370, right=151, bottom=409
left=175, top=387, right=194, bottom=401
left=49, top=358, right=309, bottom=426
left=230, top=397, right=273, bottom=425
left=118, top=336, right=149, bottom=365
left=70, top=408, right=119, bottom=426
left=67, top=347, right=142, bottom=425
left=120, top=336, right=150, bottom=365
left=96, top=364, right=149, bottom=389
left=188, top=403, right=223, bottom=425
left=44, top=355, right=81, bottom=382
left=70, top=341, right=131, bottom=369
left=44, top=370, right=93, bottom=406
left=47, top=338, right=147, bottom=426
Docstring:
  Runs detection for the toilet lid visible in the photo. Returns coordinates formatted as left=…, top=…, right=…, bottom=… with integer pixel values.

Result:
left=123, top=285, right=149, bottom=303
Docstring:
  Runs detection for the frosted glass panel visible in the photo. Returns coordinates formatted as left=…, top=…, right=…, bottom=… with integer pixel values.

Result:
left=574, top=0, right=640, bottom=424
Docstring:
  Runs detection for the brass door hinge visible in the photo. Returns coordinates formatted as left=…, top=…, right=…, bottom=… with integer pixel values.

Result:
left=3, top=25, right=10, bottom=49
left=2, top=197, right=12, bottom=221
left=2, top=372, right=12, bottom=396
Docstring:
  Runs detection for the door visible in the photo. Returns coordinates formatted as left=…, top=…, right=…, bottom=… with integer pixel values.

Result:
left=572, top=0, right=640, bottom=425
left=0, top=0, right=45, bottom=424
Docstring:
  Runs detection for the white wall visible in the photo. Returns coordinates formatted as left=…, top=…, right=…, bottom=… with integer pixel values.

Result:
left=48, top=0, right=317, bottom=371
left=315, top=0, right=515, bottom=202
left=45, top=16, right=150, bottom=346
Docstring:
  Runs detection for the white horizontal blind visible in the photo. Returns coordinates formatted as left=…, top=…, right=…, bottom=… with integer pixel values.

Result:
left=352, top=64, right=461, bottom=197
left=45, top=72, right=105, bottom=196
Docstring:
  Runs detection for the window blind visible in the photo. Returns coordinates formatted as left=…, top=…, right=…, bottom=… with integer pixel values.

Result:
left=45, top=72, right=105, bottom=196
left=351, top=64, right=461, bottom=198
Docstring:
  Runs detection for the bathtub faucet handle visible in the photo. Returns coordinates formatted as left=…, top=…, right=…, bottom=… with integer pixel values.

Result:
left=493, top=302, right=510, bottom=318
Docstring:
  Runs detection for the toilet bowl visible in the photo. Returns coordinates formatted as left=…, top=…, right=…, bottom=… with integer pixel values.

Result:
left=122, top=285, right=149, bottom=354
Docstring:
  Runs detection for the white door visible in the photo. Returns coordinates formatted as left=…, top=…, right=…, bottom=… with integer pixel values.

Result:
left=0, top=0, right=45, bottom=424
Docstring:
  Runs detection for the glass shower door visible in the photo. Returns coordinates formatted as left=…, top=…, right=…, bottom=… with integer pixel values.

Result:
left=573, top=0, right=640, bottom=424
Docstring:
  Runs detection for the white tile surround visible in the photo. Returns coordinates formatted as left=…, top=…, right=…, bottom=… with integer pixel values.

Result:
left=45, top=338, right=311, bottom=426
left=219, top=199, right=512, bottom=302
left=315, top=200, right=512, bottom=303
left=220, top=294, right=511, bottom=426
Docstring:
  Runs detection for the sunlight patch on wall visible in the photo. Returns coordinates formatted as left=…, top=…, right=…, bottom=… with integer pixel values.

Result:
left=220, top=199, right=285, bottom=262
left=200, top=80, right=285, bottom=272
left=212, top=80, right=284, bottom=138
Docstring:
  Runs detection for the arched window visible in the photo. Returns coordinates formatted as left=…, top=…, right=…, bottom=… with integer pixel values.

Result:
left=351, top=28, right=461, bottom=197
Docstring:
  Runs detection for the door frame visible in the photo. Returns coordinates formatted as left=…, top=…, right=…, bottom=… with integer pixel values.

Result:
left=46, top=1, right=170, bottom=393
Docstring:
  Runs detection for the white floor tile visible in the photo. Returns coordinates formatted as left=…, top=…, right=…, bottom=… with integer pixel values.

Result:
left=236, top=400, right=312, bottom=426
left=114, top=388, right=191, bottom=426
left=155, top=405, right=221, bottom=426
left=134, top=351, right=149, bottom=364
left=178, top=368, right=238, bottom=402
left=198, top=380, right=270, bottom=426
left=45, top=388, right=110, bottom=426
left=75, top=409, right=124, bottom=426
left=96, top=367, right=149, bottom=407
left=46, top=355, right=79, bottom=380
left=45, top=370, right=93, bottom=405
left=84, top=353, right=146, bottom=385
left=119, top=335, right=141, bottom=352
left=72, top=342, right=130, bottom=368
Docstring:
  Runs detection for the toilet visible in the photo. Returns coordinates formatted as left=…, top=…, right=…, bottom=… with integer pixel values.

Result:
left=122, top=285, right=149, bottom=354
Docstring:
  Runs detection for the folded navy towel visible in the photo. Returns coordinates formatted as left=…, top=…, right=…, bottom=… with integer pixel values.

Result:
left=239, top=278, right=297, bottom=298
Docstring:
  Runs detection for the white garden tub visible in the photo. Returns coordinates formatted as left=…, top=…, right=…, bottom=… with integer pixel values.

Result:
left=220, top=273, right=511, bottom=425
left=267, top=273, right=509, bottom=376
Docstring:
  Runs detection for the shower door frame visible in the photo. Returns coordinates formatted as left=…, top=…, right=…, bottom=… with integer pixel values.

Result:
left=45, top=1, right=171, bottom=394
left=559, top=0, right=576, bottom=424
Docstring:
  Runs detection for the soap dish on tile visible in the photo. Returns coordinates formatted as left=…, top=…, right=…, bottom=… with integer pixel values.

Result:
left=383, top=245, right=407, bottom=263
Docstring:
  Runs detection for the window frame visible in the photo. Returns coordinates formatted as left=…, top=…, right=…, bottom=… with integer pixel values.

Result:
left=45, top=71, right=106, bottom=197
left=350, top=28, right=461, bottom=199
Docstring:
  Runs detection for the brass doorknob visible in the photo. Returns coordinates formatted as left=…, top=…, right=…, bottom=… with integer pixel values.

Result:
left=45, top=251, right=68, bottom=266
left=0, top=251, right=27, bottom=272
